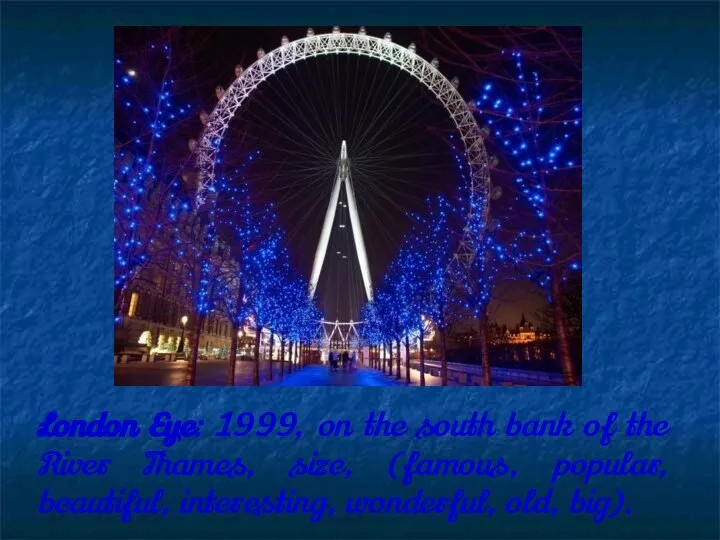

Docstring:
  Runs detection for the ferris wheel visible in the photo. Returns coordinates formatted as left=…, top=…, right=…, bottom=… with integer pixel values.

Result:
left=190, top=27, right=497, bottom=267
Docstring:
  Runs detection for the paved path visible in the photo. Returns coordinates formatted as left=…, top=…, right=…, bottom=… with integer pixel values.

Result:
left=115, top=360, right=291, bottom=386
left=273, top=365, right=400, bottom=386
left=115, top=359, right=564, bottom=387
left=115, top=360, right=398, bottom=386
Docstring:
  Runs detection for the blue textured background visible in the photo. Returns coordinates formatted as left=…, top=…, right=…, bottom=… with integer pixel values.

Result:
left=1, top=2, right=718, bottom=538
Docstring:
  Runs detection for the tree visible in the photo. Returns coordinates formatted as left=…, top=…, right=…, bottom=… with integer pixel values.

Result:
left=274, top=277, right=307, bottom=376
left=458, top=238, right=503, bottom=386
left=469, top=50, right=582, bottom=386
left=360, top=301, right=381, bottom=369
left=263, top=245, right=292, bottom=381
left=536, top=273, right=581, bottom=336
left=377, top=252, right=420, bottom=382
left=212, top=157, right=269, bottom=385
left=415, top=196, right=459, bottom=386
left=421, top=28, right=582, bottom=386
left=391, top=230, right=433, bottom=386
left=114, top=33, right=196, bottom=326
left=244, top=224, right=285, bottom=386
left=168, top=209, right=229, bottom=386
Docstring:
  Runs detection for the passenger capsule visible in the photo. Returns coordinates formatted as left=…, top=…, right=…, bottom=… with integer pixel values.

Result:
left=358, top=26, right=366, bottom=35
left=332, top=26, right=341, bottom=34
left=307, top=27, right=315, bottom=37
left=408, top=42, right=417, bottom=53
left=215, top=86, right=224, bottom=100
left=431, top=57, right=440, bottom=69
left=234, top=64, right=243, bottom=78
left=256, top=48, right=265, bottom=59
left=384, top=32, right=392, bottom=41
left=281, top=35, right=289, bottom=46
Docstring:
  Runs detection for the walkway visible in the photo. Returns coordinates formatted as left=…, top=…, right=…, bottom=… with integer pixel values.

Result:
left=274, top=365, right=400, bottom=386
left=115, top=359, right=287, bottom=386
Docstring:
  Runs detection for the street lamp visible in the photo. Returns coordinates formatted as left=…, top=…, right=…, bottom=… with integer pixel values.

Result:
left=178, top=315, right=188, bottom=352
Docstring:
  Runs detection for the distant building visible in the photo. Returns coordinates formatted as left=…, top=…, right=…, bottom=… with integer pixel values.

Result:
left=114, top=145, right=253, bottom=360
left=508, top=313, right=536, bottom=344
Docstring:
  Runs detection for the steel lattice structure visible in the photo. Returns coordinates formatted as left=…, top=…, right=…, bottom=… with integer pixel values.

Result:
left=194, top=30, right=492, bottom=265
left=309, top=141, right=373, bottom=302
left=320, top=320, right=363, bottom=346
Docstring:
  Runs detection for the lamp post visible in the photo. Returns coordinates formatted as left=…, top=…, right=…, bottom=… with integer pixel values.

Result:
left=178, top=315, right=188, bottom=352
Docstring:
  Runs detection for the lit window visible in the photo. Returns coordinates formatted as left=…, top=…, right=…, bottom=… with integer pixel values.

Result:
left=128, top=292, right=139, bottom=317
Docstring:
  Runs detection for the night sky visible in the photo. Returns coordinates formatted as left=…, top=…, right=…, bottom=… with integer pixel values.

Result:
left=114, top=26, right=581, bottom=327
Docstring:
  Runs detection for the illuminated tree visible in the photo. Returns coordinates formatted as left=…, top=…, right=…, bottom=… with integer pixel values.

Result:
left=264, top=244, right=292, bottom=381
left=374, top=290, right=395, bottom=374
left=113, top=34, right=195, bottom=324
left=471, top=49, right=582, bottom=385
left=273, top=276, right=307, bottom=376
left=244, top=223, right=285, bottom=386
left=415, top=195, right=459, bottom=386
left=375, top=257, right=416, bottom=380
left=360, top=301, right=382, bottom=369
left=418, top=27, right=581, bottom=385
left=212, top=156, right=271, bottom=385
left=394, top=246, right=421, bottom=383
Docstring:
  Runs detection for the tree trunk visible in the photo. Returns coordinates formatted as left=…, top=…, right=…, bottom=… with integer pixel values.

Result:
left=551, top=267, right=579, bottom=385
left=253, top=325, right=262, bottom=386
left=404, top=335, right=411, bottom=384
left=280, top=339, right=285, bottom=377
left=185, top=313, right=204, bottom=386
left=114, top=286, right=127, bottom=322
left=227, top=323, right=239, bottom=386
left=300, top=343, right=304, bottom=368
left=388, top=342, right=393, bottom=377
left=382, top=344, right=387, bottom=373
left=476, top=313, right=492, bottom=386
left=396, top=340, right=401, bottom=378
left=439, top=327, right=448, bottom=386
left=288, top=341, right=294, bottom=374
left=268, top=332, right=274, bottom=381
left=419, top=326, right=426, bottom=387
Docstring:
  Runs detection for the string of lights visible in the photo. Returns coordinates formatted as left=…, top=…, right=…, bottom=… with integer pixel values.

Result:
left=471, top=49, right=582, bottom=293
left=113, top=41, right=195, bottom=321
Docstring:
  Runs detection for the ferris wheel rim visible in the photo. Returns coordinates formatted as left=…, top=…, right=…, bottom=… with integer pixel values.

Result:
left=194, top=30, right=491, bottom=262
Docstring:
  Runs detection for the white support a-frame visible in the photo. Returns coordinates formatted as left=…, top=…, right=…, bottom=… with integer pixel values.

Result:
left=308, top=141, right=374, bottom=302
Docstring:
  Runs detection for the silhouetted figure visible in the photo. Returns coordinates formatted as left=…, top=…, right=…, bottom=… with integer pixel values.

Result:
left=342, top=350, right=349, bottom=371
